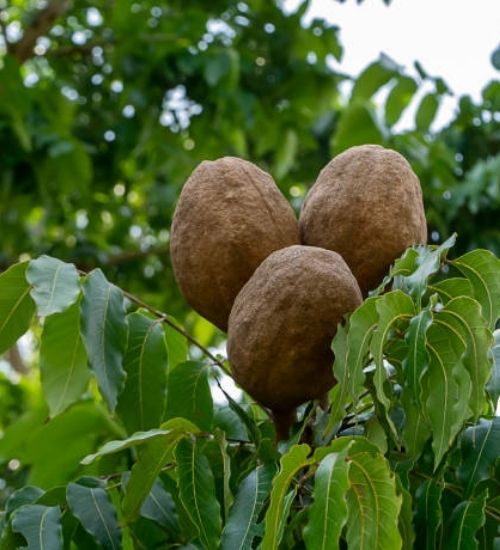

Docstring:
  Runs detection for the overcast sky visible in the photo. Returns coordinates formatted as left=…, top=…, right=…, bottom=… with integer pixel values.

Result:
left=284, top=0, right=500, bottom=129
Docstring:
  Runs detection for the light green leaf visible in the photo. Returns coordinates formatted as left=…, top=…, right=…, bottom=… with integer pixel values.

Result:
left=5, top=487, right=44, bottom=516
left=116, top=312, right=167, bottom=434
left=175, top=438, right=222, bottom=550
left=424, top=306, right=472, bottom=468
left=304, top=447, right=350, bottom=550
left=345, top=444, right=402, bottom=550
left=444, top=492, right=487, bottom=550
left=327, top=297, right=379, bottom=435
left=0, top=262, right=35, bottom=355
left=262, top=444, right=312, bottom=550
left=26, top=256, right=80, bottom=317
left=385, top=75, right=418, bottom=127
left=80, top=269, right=127, bottom=411
left=221, top=464, right=276, bottom=550
left=274, top=129, right=298, bottom=180
left=215, top=430, right=233, bottom=521
left=40, top=301, right=90, bottom=417
left=351, top=54, right=399, bottom=101
left=371, top=290, right=415, bottom=439
left=433, top=296, right=492, bottom=419
left=67, top=482, right=121, bottom=550
left=453, top=249, right=500, bottom=329
left=164, top=361, right=213, bottom=431
left=430, top=278, right=474, bottom=303
left=332, top=102, right=384, bottom=155
left=487, top=329, right=500, bottom=403
left=457, top=417, right=500, bottom=498
left=414, top=480, right=443, bottom=550
left=11, top=505, right=62, bottom=550
left=122, top=419, right=197, bottom=522
left=415, top=93, right=439, bottom=132
left=164, top=316, right=188, bottom=370
left=81, top=417, right=198, bottom=464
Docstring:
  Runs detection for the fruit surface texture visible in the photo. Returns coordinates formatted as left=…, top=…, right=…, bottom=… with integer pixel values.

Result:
left=170, top=157, right=299, bottom=331
left=299, top=144, right=427, bottom=295
left=227, top=245, right=362, bottom=411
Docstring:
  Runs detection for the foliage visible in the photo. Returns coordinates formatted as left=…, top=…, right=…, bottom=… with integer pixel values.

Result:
left=0, top=236, right=498, bottom=548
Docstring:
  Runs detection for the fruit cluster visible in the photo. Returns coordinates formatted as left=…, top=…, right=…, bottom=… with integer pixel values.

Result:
left=170, top=144, right=427, bottom=438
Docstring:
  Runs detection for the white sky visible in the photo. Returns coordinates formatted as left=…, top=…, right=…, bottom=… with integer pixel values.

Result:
left=284, top=0, right=500, bottom=129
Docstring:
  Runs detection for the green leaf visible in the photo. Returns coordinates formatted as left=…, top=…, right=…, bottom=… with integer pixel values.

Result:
left=164, top=316, right=188, bottom=370
left=221, top=464, right=276, bottom=550
left=345, top=444, right=402, bottom=550
left=262, top=444, right=312, bottom=550
left=394, top=235, right=456, bottom=302
left=26, top=256, right=80, bottom=317
left=67, top=481, right=122, bottom=550
left=424, top=305, right=472, bottom=468
left=371, top=290, right=415, bottom=439
left=415, top=93, right=439, bottom=132
left=430, top=278, right=474, bottom=303
left=487, top=329, right=500, bottom=403
left=332, top=102, right=384, bottom=155
left=116, top=312, right=167, bottom=434
left=444, top=492, right=487, bottom=550
left=81, top=418, right=198, bottom=465
left=122, top=419, right=197, bottom=522
left=385, top=75, right=418, bottom=127
left=40, top=301, right=90, bottom=417
left=351, top=54, right=399, bottom=101
left=414, top=479, right=443, bottom=550
left=457, top=417, right=500, bottom=498
left=453, top=249, right=500, bottom=329
left=11, top=505, right=62, bottom=550
left=164, top=361, right=213, bottom=431
left=303, top=447, right=350, bottom=550
left=432, top=296, right=492, bottom=419
left=327, top=297, right=379, bottom=434
left=274, top=129, right=298, bottom=180
left=396, top=477, right=415, bottom=550
left=80, top=269, right=127, bottom=411
left=139, top=478, right=178, bottom=533
left=175, top=438, right=222, bottom=550
left=0, top=262, right=35, bottom=355
left=5, top=487, right=45, bottom=516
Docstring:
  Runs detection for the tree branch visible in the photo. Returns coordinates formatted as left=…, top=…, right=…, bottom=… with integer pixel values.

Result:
left=9, top=0, right=71, bottom=62
left=6, top=344, right=28, bottom=375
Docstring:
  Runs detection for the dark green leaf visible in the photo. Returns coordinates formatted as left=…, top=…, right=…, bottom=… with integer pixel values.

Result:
left=444, top=492, right=487, bottom=550
left=164, top=361, right=213, bottom=431
left=396, top=477, right=416, bottom=550
left=139, top=478, right=178, bottom=533
left=67, top=482, right=121, bottom=550
left=11, top=505, right=62, bottom=550
left=457, top=417, right=500, bottom=497
left=26, top=256, right=80, bottom=317
left=116, top=312, right=167, bottom=433
left=414, top=480, right=443, bottom=550
left=332, top=103, right=384, bottom=155
left=40, top=301, right=89, bottom=417
left=80, top=269, right=127, bottom=411
left=351, top=54, right=399, bottom=101
left=5, top=487, right=45, bottom=516
left=262, top=444, right=312, bottom=550
left=164, top=317, right=188, bottom=370
left=0, top=262, right=35, bottom=355
left=175, top=438, right=222, bottom=550
left=304, top=447, right=350, bottom=550
left=221, top=464, right=276, bottom=550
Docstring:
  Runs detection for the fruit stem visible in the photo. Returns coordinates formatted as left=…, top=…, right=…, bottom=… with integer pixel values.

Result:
left=272, top=408, right=297, bottom=441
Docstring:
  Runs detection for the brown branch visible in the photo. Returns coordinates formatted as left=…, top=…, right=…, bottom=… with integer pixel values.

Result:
left=6, top=344, right=28, bottom=375
left=9, top=0, right=71, bottom=62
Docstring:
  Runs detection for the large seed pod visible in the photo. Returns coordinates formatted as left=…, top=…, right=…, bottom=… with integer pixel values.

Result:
left=227, top=245, right=362, bottom=420
left=170, top=157, right=299, bottom=331
left=299, top=144, right=427, bottom=295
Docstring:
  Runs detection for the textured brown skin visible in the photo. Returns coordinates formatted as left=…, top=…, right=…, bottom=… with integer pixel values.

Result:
left=227, top=245, right=362, bottom=413
left=170, top=157, right=299, bottom=331
left=299, top=145, right=427, bottom=296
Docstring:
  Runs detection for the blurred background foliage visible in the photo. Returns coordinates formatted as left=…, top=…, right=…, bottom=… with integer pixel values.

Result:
left=0, top=0, right=499, bottom=495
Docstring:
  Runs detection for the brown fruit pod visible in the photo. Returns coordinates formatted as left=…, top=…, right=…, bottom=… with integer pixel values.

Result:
left=299, top=144, right=427, bottom=296
left=170, top=157, right=299, bottom=331
left=227, top=245, right=362, bottom=439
